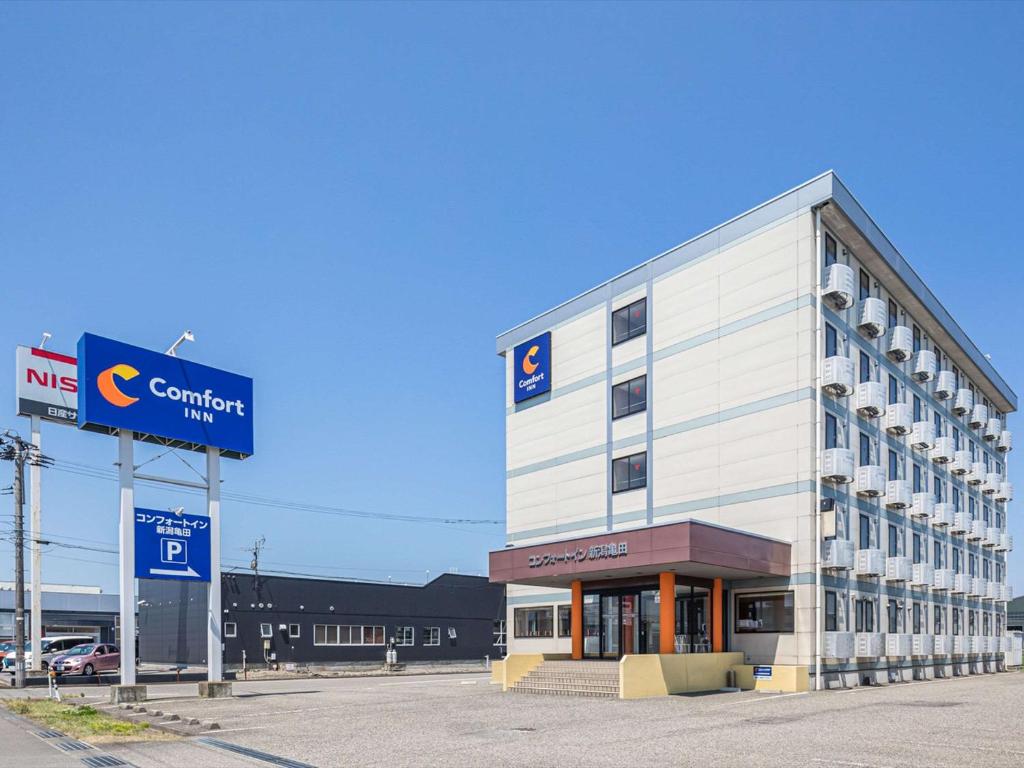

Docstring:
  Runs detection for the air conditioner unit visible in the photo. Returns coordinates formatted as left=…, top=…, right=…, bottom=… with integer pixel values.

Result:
left=885, top=556, right=912, bottom=582
left=950, top=450, right=971, bottom=475
left=855, top=548, right=884, bottom=576
left=912, top=635, right=934, bottom=656
left=967, top=461, right=986, bottom=485
left=855, top=632, right=885, bottom=657
left=997, top=533, right=1013, bottom=552
left=931, top=503, right=953, bottom=528
left=969, top=577, right=986, bottom=597
left=886, top=633, right=912, bottom=657
left=884, top=402, right=912, bottom=436
left=952, top=573, right=970, bottom=594
left=1001, top=584, right=1014, bottom=602
left=969, top=403, right=988, bottom=430
left=911, top=562, right=933, bottom=588
left=885, top=480, right=912, bottom=509
left=930, top=436, right=954, bottom=463
left=952, top=388, right=974, bottom=417
left=934, top=370, right=956, bottom=400
left=996, top=481, right=1012, bottom=503
left=857, top=297, right=887, bottom=338
left=969, top=636, right=985, bottom=654
left=984, top=527, right=1000, bottom=547
left=910, top=492, right=934, bottom=520
left=822, top=448, right=855, bottom=484
left=932, top=568, right=954, bottom=591
left=982, top=472, right=1001, bottom=494
left=855, top=381, right=886, bottom=418
left=822, top=263, right=855, bottom=310
left=912, top=349, right=937, bottom=382
left=821, top=538, right=855, bottom=570
left=823, top=631, right=856, bottom=659
left=855, top=465, right=885, bottom=496
left=997, top=429, right=1012, bottom=453
left=933, top=635, right=953, bottom=655
left=952, top=635, right=969, bottom=655
left=985, top=581, right=1001, bottom=600
left=910, top=421, right=936, bottom=450
left=822, top=356, right=855, bottom=397
left=984, top=418, right=1001, bottom=441
left=887, top=325, right=913, bottom=362
left=950, top=510, right=970, bottom=535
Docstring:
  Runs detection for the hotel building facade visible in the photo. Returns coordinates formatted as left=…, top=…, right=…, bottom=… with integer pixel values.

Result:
left=489, top=172, right=1014, bottom=689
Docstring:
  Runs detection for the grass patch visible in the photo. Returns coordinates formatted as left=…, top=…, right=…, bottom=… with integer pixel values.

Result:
left=2, top=698, right=174, bottom=744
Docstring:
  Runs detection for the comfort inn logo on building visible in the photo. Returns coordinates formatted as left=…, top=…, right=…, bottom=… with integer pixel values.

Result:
left=513, top=332, right=551, bottom=403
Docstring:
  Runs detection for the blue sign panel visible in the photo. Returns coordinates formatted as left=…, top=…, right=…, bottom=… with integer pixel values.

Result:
left=77, top=333, right=254, bottom=458
left=512, top=332, right=551, bottom=404
left=134, top=507, right=211, bottom=581
left=753, top=665, right=772, bottom=680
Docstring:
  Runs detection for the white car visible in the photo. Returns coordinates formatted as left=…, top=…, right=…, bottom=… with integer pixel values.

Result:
left=3, top=635, right=94, bottom=672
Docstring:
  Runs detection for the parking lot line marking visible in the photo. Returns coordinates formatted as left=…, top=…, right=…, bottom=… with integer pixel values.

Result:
left=907, top=740, right=1024, bottom=757
left=812, top=759, right=897, bottom=768
left=713, top=692, right=809, bottom=707
left=202, top=726, right=270, bottom=734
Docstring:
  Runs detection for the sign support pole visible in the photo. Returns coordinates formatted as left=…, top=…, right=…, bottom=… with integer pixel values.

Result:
left=29, top=415, right=42, bottom=672
left=118, top=429, right=137, bottom=687
left=206, top=447, right=222, bottom=682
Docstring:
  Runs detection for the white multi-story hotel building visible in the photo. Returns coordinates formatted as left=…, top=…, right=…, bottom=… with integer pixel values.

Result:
left=489, top=171, right=1014, bottom=689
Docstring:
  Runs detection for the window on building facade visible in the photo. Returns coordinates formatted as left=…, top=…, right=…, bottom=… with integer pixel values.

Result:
left=735, top=593, right=794, bottom=634
left=612, top=375, right=647, bottom=419
left=913, top=394, right=922, bottom=422
left=887, top=600, right=899, bottom=634
left=913, top=463, right=922, bottom=493
left=826, top=324, right=838, bottom=358
left=888, top=299, right=898, bottom=329
left=825, top=233, right=837, bottom=267
left=612, top=298, right=646, bottom=345
left=422, top=626, right=441, bottom=646
left=855, top=599, right=874, bottom=632
left=888, top=374, right=898, bottom=405
left=859, top=514, right=871, bottom=549
left=557, top=605, right=572, bottom=637
left=913, top=603, right=922, bottom=634
left=953, top=608, right=961, bottom=636
left=394, top=626, right=414, bottom=646
left=888, top=449, right=898, bottom=481
left=514, top=607, right=553, bottom=638
left=859, top=269, right=870, bottom=301
left=224, top=622, right=237, bottom=638
left=825, top=413, right=837, bottom=449
left=913, top=325, right=921, bottom=353
left=313, top=625, right=386, bottom=646
left=612, top=452, right=647, bottom=493
left=913, top=533, right=922, bottom=564
left=888, top=524, right=898, bottom=557
left=825, top=591, right=837, bottom=632
left=260, top=623, right=273, bottom=639
left=860, top=432, right=872, bottom=466
left=859, top=351, right=871, bottom=384
left=288, top=624, right=300, bottom=638
left=934, top=540, right=943, bottom=568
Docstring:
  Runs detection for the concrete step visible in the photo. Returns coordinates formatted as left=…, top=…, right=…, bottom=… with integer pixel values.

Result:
left=522, top=674, right=620, bottom=684
left=510, top=684, right=617, bottom=698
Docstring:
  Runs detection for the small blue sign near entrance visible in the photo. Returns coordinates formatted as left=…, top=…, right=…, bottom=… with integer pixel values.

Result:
left=77, top=333, right=254, bottom=458
left=134, top=507, right=211, bottom=581
left=753, top=665, right=773, bottom=680
left=512, top=332, right=552, bottom=404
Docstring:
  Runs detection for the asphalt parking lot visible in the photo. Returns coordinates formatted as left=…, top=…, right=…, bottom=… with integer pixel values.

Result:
left=7, top=670, right=1024, bottom=767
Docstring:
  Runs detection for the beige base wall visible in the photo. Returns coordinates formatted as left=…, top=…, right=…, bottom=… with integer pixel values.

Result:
left=619, top=652, right=744, bottom=699
left=731, top=664, right=809, bottom=693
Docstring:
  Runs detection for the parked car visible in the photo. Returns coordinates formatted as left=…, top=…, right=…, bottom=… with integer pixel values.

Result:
left=52, top=644, right=120, bottom=676
left=2, top=635, right=94, bottom=672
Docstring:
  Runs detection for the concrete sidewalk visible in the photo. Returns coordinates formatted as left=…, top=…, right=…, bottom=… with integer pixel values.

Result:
left=0, top=710, right=81, bottom=768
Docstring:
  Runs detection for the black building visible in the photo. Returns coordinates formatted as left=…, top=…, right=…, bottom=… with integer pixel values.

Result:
left=139, top=572, right=506, bottom=667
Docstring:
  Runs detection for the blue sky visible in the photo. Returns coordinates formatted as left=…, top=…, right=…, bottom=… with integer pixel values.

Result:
left=1, top=2, right=1023, bottom=592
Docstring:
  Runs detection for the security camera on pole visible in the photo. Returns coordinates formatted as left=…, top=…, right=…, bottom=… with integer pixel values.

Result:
left=75, top=331, right=254, bottom=703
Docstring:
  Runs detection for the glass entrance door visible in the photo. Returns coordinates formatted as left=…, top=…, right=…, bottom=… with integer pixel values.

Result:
left=675, top=588, right=710, bottom=653
left=600, top=595, right=620, bottom=658
left=585, top=588, right=661, bottom=659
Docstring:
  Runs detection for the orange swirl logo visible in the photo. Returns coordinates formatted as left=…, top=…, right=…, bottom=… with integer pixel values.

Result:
left=522, top=345, right=540, bottom=375
left=97, top=363, right=140, bottom=407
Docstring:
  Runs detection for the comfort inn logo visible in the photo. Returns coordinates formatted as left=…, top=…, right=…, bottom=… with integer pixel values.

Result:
left=513, top=332, right=551, bottom=404
left=97, top=364, right=140, bottom=407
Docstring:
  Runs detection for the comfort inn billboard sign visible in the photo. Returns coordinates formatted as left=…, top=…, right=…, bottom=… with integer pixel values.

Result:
left=77, top=333, right=254, bottom=458
left=512, top=331, right=551, bottom=404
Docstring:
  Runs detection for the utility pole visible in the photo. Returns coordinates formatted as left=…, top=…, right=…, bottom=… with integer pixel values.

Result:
left=1, top=432, right=51, bottom=689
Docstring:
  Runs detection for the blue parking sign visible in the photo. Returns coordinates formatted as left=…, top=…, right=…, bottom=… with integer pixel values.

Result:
left=135, top=507, right=211, bottom=581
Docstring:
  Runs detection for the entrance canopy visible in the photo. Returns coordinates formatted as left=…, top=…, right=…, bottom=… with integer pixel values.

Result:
left=489, top=520, right=791, bottom=588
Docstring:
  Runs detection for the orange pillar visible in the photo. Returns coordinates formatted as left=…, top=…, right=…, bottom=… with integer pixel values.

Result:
left=659, top=572, right=675, bottom=655
left=712, top=577, right=724, bottom=653
left=571, top=580, right=583, bottom=660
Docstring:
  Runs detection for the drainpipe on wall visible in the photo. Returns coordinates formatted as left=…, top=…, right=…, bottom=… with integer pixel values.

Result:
left=814, top=204, right=824, bottom=692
